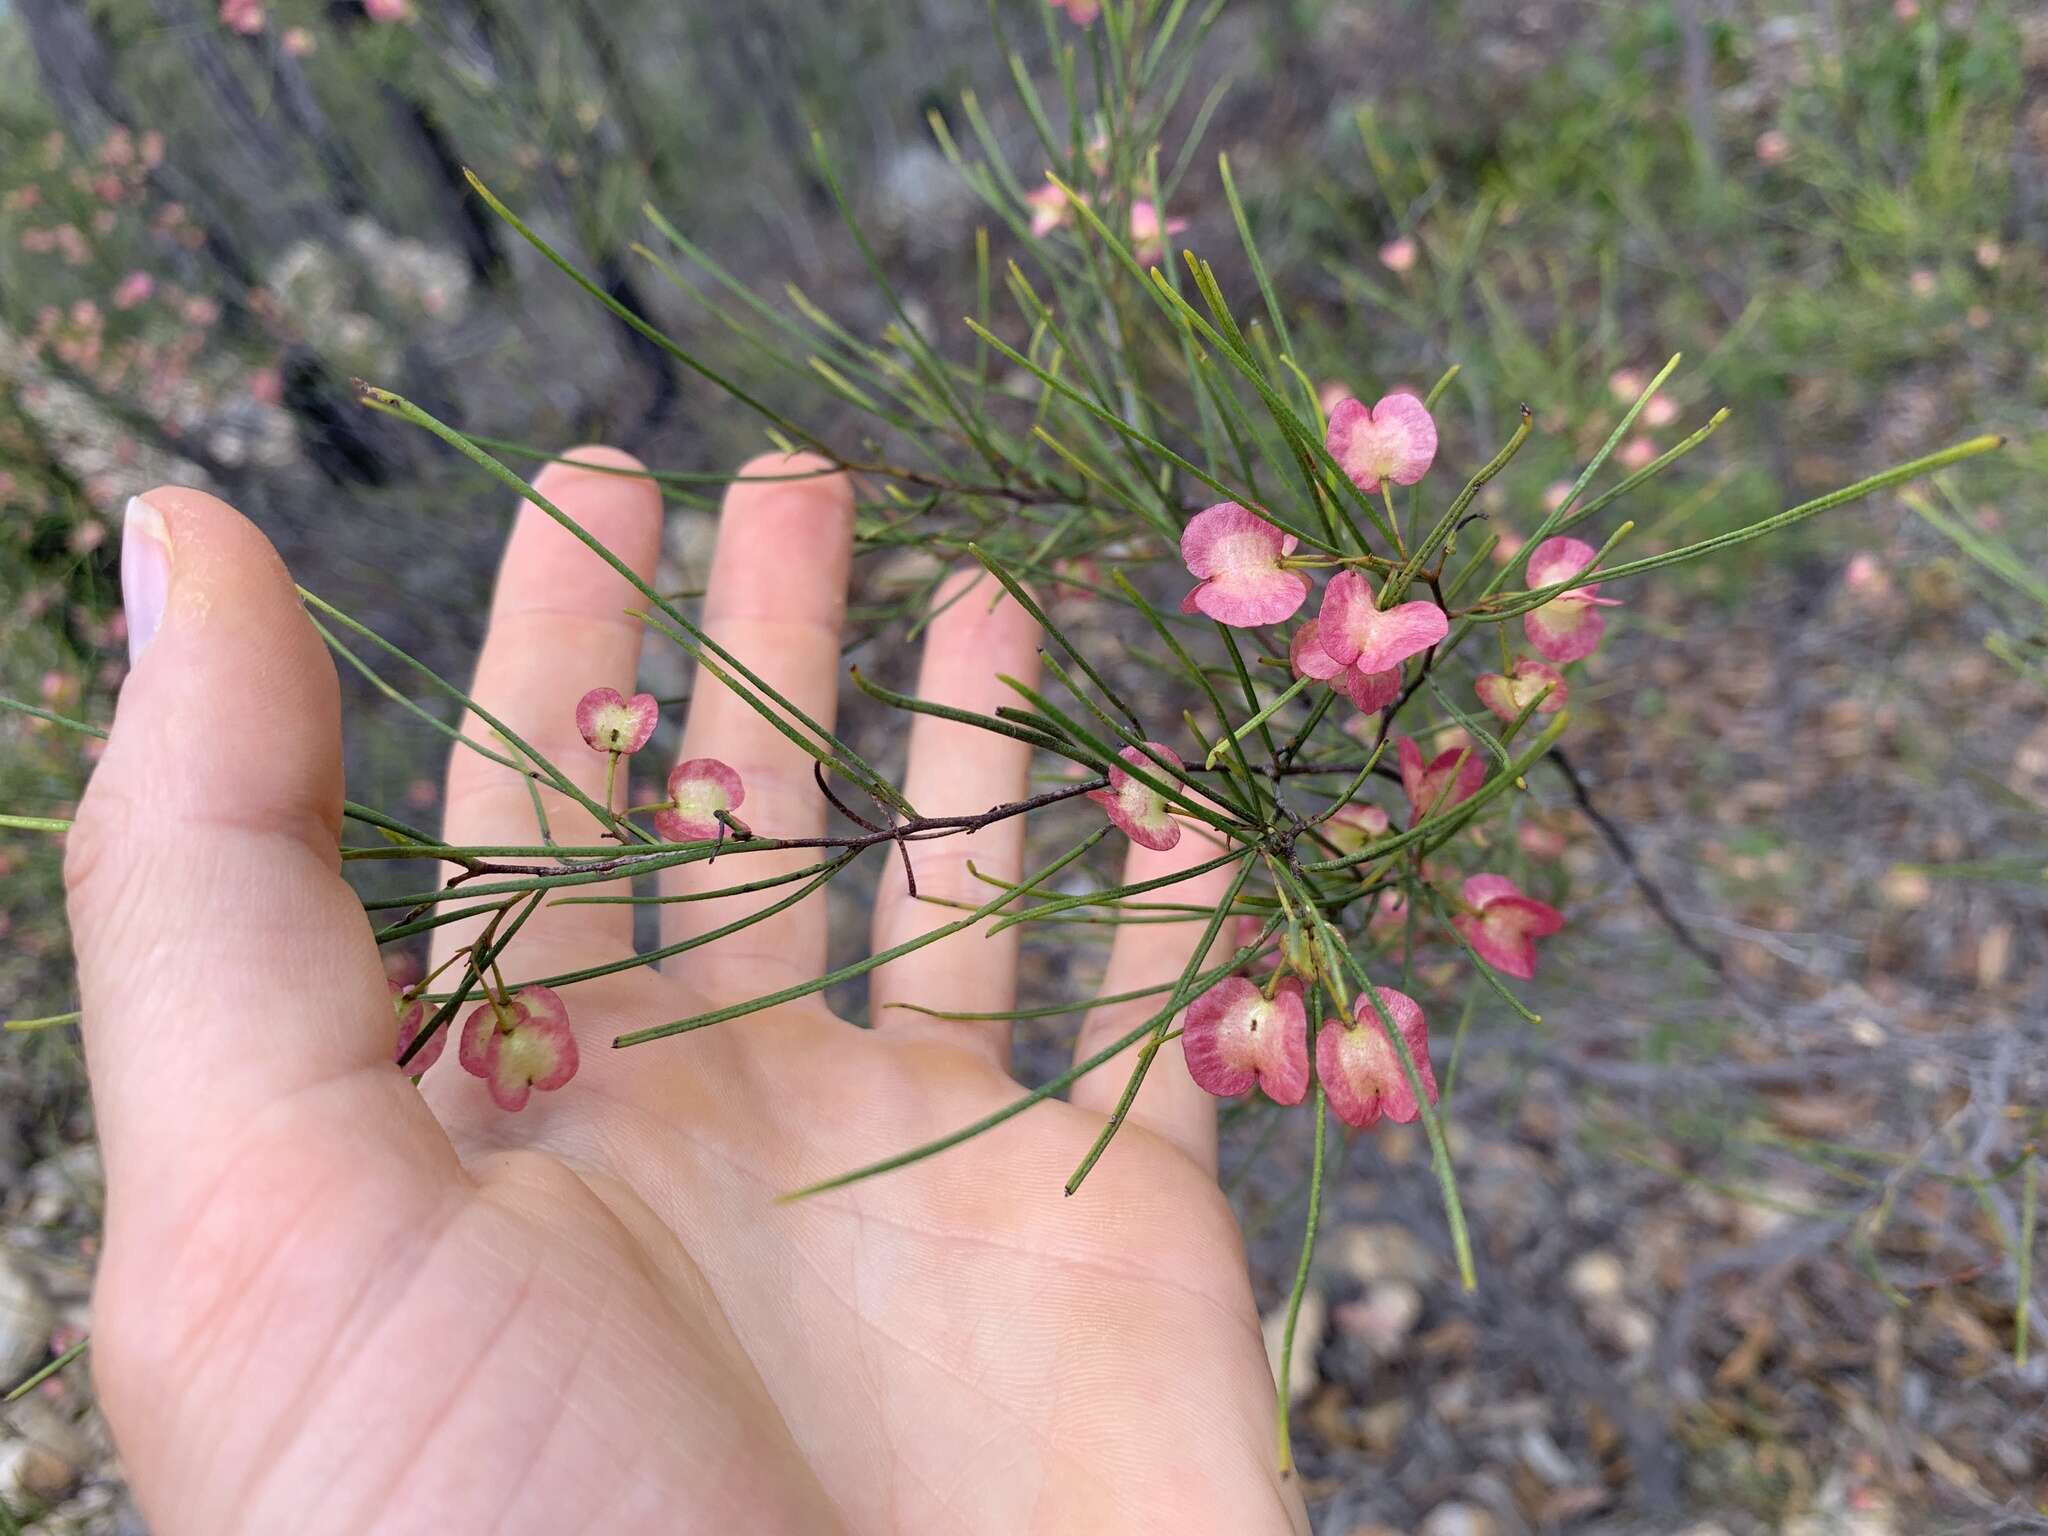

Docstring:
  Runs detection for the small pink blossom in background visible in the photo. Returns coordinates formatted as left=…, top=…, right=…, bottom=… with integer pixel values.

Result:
left=657, top=758, right=746, bottom=842
left=1607, top=368, right=1645, bottom=403
left=1051, top=554, right=1103, bottom=601
left=48, top=1319, right=87, bottom=1362
left=576, top=686, right=658, bottom=755
left=220, top=0, right=266, bottom=33
left=1378, top=236, right=1418, bottom=273
left=1522, top=536, right=1620, bottom=663
left=1088, top=742, right=1184, bottom=852
left=1893, top=0, right=1919, bottom=17
left=1452, top=873, right=1564, bottom=980
left=1026, top=181, right=1073, bottom=237
left=1474, top=657, right=1567, bottom=722
left=1179, top=502, right=1309, bottom=627
left=247, top=365, right=284, bottom=404
left=1974, top=240, right=2002, bottom=270
left=459, top=985, right=577, bottom=1112
left=54, top=334, right=102, bottom=370
left=1317, top=380, right=1351, bottom=418
left=2, top=187, right=40, bottom=213
left=1641, top=392, right=1679, bottom=429
left=99, top=128, right=134, bottom=167
left=182, top=295, right=220, bottom=327
left=1754, top=129, right=1792, bottom=165
left=1048, top=0, right=1101, bottom=23
left=1182, top=975, right=1310, bottom=1106
left=1315, top=570, right=1447, bottom=674
left=140, top=131, right=165, bottom=168
left=1129, top=200, right=1187, bottom=265
left=69, top=298, right=100, bottom=330
left=1908, top=268, right=1937, bottom=299
left=1615, top=435, right=1657, bottom=471
left=1317, top=986, right=1437, bottom=1129
left=1489, top=526, right=1526, bottom=566
left=1227, top=914, right=1277, bottom=971
left=1842, top=550, right=1893, bottom=604
left=404, top=776, right=439, bottom=809
left=69, top=519, right=107, bottom=555
left=1324, top=800, right=1391, bottom=856
left=1541, top=480, right=1573, bottom=514
left=363, top=0, right=411, bottom=19
left=1517, top=821, right=1569, bottom=860
left=111, top=271, right=154, bottom=310
left=1325, top=392, right=1438, bottom=495
left=40, top=671, right=76, bottom=707
left=1363, top=887, right=1418, bottom=937
left=390, top=980, right=445, bottom=1073
left=91, top=209, right=117, bottom=236
left=1397, top=734, right=1482, bottom=826
left=282, top=25, right=317, bottom=54
left=1290, top=619, right=1402, bottom=713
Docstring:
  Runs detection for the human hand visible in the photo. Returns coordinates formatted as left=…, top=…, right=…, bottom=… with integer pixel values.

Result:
left=66, top=450, right=1307, bottom=1534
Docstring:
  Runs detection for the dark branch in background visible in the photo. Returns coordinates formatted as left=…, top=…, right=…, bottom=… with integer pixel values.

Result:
left=1547, top=744, right=1728, bottom=980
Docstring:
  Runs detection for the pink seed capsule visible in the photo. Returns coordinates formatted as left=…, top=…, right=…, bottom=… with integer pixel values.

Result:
left=390, top=980, right=444, bottom=1074
left=1179, top=503, right=1309, bottom=628
left=1317, top=987, right=1437, bottom=1130
left=1324, top=392, right=1438, bottom=494
left=1085, top=743, right=1185, bottom=852
left=576, top=687, right=659, bottom=755
left=1182, top=976, right=1310, bottom=1106
left=655, top=758, right=746, bottom=842
left=1452, top=874, right=1564, bottom=981
left=458, top=984, right=578, bottom=1113
left=1522, top=537, right=1622, bottom=664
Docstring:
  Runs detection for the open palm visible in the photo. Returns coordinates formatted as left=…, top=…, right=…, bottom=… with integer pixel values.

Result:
left=67, top=452, right=1304, bottom=1535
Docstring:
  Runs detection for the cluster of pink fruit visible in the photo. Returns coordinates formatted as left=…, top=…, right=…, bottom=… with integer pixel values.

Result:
left=383, top=688, right=753, bottom=1110
left=1093, top=391, right=1606, bottom=1127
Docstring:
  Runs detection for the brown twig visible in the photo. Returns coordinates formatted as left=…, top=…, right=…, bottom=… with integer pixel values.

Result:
left=455, top=777, right=1110, bottom=884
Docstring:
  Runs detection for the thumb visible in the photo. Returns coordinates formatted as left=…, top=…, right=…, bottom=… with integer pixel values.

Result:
left=68, top=489, right=445, bottom=1227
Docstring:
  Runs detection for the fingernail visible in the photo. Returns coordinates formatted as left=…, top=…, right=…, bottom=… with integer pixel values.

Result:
left=122, top=495, right=173, bottom=664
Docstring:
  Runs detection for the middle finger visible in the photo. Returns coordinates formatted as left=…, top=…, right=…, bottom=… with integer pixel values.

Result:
left=659, top=453, right=854, bottom=990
